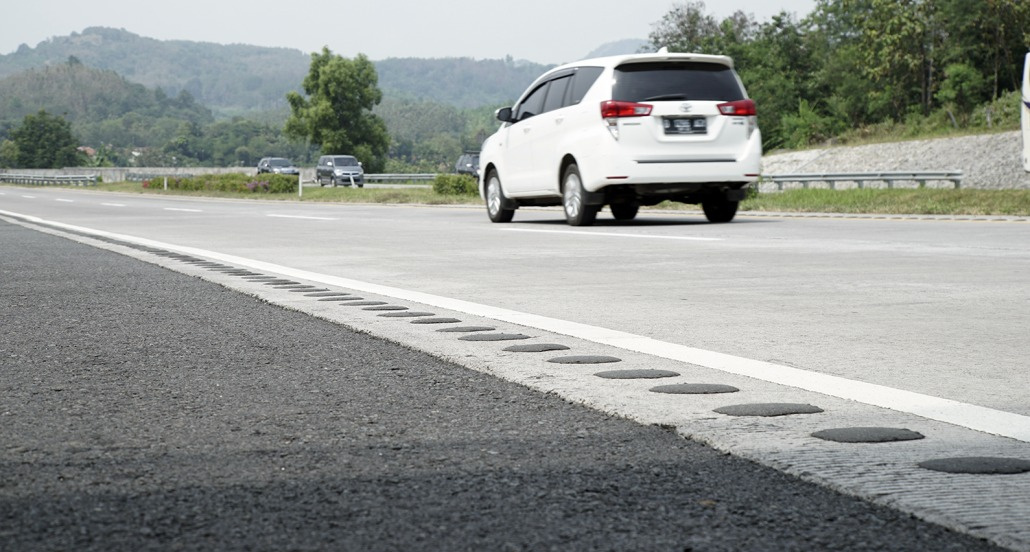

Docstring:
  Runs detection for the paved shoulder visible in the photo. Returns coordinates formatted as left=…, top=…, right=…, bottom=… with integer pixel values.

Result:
left=0, top=219, right=1002, bottom=551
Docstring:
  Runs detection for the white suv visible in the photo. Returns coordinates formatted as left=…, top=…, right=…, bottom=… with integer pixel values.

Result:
left=478, top=51, right=762, bottom=225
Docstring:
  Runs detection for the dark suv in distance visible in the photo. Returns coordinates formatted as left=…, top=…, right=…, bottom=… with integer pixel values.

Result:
left=455, top=152, right=480, bottom=178
left=315, top=155, right=365, bottom=187
left=256, top=157, right=300, bottom=175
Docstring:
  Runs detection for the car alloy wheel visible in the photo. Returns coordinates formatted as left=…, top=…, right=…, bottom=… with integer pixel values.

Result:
left=486, top=171, right=514, bottom=223
left=562, top=164, right=597, bottom=226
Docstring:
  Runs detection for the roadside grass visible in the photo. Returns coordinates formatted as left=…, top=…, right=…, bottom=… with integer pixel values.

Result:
left=741, top=188, right=1030, bottom=216
left=10, top=181, right=1030, bottom=217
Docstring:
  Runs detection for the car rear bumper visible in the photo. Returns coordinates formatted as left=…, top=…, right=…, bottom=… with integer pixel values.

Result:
left=578, top=131, right=762, bottom=192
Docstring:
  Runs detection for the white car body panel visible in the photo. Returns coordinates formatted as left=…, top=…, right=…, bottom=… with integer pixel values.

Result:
left=1022, top=52, right=1030, bottom=172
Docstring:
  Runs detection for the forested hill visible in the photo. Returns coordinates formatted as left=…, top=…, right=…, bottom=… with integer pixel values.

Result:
left=375, top=57, right=550, bottom=108
left=0, top=61, right=213, bottom=126
left=0, top=27, right=551, bottom=114
left=0, top=27, right=309, bottom=115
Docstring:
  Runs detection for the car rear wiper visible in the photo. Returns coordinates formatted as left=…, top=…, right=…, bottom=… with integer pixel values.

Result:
left=642, top=93, right=688, bottom=101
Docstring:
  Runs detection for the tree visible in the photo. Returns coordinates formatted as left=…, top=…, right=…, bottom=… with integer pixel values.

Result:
left=0, top=140, right=19, bottom=168
left=284, top=48, right=390, bottom=173
left=11, top=110, right=82, bottom=168
left=647, top=1, right=722, bottom=52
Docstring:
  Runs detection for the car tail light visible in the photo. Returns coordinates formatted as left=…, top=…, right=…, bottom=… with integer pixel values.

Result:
left=717, top=99, right=756, bottom=116
left=601, top=100, right=653, bottom=119
left=602, top=101, right=652, bottom=140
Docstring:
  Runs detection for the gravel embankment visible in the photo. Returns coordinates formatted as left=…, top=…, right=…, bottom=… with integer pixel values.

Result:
left=762, top=130, right=1030, bottom=190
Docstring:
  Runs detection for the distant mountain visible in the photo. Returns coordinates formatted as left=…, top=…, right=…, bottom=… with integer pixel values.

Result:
left=375, top=57, right=550, bottom=108
left=0, top=60, right=216, bottom=151
left=0, top=60, right=212, bottom=125
left=0, top=27, right=552, bottom=115
left=585, top=39, right=650, bottom=58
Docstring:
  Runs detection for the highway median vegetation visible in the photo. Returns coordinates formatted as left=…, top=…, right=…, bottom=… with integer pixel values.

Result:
left=139, top=173, right=297, bottom=194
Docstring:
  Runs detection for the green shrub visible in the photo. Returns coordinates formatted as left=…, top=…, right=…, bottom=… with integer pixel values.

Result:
left=141, top=172, right=298, bottom=194
left=432, top=174, right=478, bottom=196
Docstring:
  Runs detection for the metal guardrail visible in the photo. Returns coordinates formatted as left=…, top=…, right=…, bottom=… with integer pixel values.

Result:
left=126, top=172, right=194, bottom=181
left=0, top=173, right=97, bottom=186
left=764, top=171, right=963, bottom=190
left=365, top=173, right=436, bottom=183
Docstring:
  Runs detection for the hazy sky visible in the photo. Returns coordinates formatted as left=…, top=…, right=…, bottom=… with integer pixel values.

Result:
left=4, top=0, right=817, bottom=65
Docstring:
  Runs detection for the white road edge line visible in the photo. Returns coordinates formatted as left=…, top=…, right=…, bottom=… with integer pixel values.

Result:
left=3, top=209, right=1028, bottom=443
left=502, top=227, right=723, bottom=241
left=267, top=214, right=337, bottom=221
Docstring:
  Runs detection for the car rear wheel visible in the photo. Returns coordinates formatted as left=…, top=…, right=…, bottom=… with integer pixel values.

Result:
left=610, top=202, right=639, bottom=221
left=485, top=170, right=514, bottom=223
left=563, top=164, right=597, bottom=226
left=702, top=197, right=739, bottom=223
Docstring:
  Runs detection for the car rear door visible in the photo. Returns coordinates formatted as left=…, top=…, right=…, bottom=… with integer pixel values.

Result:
left=611, top=62, right=755, bottom=164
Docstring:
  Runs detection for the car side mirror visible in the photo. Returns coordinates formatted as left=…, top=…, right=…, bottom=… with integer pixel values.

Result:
left=496, top=107, right=513, bottom=123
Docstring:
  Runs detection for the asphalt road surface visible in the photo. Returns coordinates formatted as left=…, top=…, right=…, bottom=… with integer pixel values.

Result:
left=0, top=205, right=1012, bottom=550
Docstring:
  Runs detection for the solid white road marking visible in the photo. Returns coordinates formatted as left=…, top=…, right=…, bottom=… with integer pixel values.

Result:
left=2, top=210, right=1028, bottom=443
left=21, top=195, right=35, bottom=199
left=102, top=203, right=126, bottom=207
left=56, top=199, right=74, bottom=203
left=267, top=214, right=337, bottom=221
left=164, top=208, right=203, bottom=213
left=502, top=228, right=723, bottom=241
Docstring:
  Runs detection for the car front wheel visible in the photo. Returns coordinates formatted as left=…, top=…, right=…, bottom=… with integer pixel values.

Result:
left=702, top=197, right=739, bottom=223
left=485, top=170, right=514, bottom=223
left=562, top=164, right=597, bottom=226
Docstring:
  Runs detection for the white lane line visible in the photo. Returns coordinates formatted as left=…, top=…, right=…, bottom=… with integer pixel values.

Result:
left=56, top=199, right=74, bottom=203
left=502, top=228, right=723, bottom=241
left=102, top=203, right=126, bottom=207
left=21, top=195, right=36, bottom=199
left=267, top=214, right=337, bottom=221
left=164, top=208, right=203, bottom=213
left=3, top=210, right=1028, bottom=443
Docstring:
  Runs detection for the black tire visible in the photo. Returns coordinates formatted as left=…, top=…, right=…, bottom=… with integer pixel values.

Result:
left=702, top=197, right=739, bottom=223
left=562, top=164, right=597, bottom=226
left=610, top=203, right=639, bottom=221
left=485, top=170, right=514, bottom=223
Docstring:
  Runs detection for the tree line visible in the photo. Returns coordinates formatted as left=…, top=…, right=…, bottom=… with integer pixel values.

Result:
left=650, top=0, right=1029, bottom=150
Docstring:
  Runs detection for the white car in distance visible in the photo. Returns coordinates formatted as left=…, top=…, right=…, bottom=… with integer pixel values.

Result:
left=479, top=51, right=762, bottom=226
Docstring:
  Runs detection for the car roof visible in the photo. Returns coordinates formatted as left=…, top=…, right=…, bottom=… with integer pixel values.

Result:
left=529, top=51, right=735, bottom=90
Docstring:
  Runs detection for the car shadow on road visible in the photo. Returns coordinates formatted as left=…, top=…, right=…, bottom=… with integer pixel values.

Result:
left=515, top=216, right=773, bottom=227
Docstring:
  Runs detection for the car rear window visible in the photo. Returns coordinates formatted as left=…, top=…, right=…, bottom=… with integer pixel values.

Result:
left=613, top=62, right=745, bottom=102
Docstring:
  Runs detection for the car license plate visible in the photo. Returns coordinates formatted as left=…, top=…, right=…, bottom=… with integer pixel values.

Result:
left=664, top=116, right=707, bottom=135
